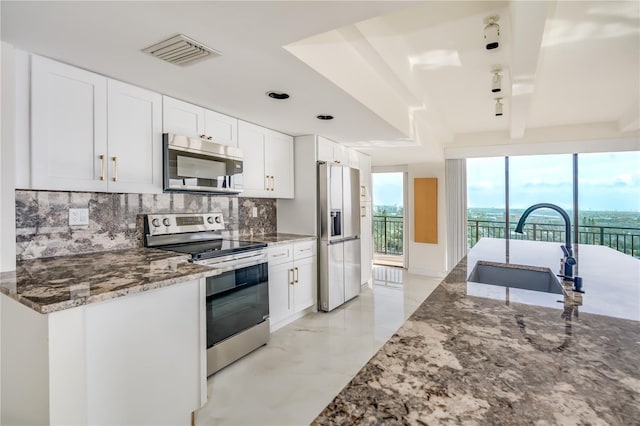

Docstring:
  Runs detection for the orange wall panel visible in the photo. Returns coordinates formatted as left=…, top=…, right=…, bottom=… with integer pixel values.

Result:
left=414, top=178, right=438, bottom=244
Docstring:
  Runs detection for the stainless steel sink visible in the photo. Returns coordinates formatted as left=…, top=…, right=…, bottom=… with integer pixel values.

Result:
left=467, top=261, right=563, bottom=294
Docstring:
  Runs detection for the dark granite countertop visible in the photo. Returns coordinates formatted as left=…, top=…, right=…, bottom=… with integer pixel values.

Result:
left=314, top=239, right=640, bottom=424
left=0, top=248, right=219, bottom=314
left=239, top=233, right=316, bottom=246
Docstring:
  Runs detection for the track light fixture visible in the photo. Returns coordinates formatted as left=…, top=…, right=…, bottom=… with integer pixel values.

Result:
left=484, top=16, right=500, bottom=50
left=492, top=70, right=502, bottom=93
left=495, top=98, right=503, bottom=117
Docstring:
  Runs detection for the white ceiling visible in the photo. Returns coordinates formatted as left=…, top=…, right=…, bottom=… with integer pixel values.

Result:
left=2, top=1, right=639, bottom=165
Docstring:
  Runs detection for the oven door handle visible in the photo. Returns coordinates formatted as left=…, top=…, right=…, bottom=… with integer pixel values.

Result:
left=196, top=256, right=267, bottom=274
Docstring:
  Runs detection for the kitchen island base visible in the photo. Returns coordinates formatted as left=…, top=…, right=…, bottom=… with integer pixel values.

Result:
left=1, top=278, right=207, bottom=425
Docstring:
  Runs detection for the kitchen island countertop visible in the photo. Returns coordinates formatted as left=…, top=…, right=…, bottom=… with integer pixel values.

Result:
left=0, top=248, right=219, bottom=314
left=314, top=238, right=640, bottom=425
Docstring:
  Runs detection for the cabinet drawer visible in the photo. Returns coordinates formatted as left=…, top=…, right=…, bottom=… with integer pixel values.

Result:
left=293, top=241, right=316, bottom=260
left=268, top=244, right=294, bottom=265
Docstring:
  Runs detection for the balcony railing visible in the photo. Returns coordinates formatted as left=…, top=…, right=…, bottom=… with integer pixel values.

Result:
left=373, top=215, right=403, bottom=255
left=468, top=219, right=640, bottom=257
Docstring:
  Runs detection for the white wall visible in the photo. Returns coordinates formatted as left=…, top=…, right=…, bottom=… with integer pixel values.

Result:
left=0, top=41, right=16, bottom=273
left=406, top=162, right=448, bottom=277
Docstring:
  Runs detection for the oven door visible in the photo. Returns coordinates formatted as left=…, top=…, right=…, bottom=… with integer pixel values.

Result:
left=163, top=133, right=243, bottom=194
left=206, top=262, right=269, bottom=349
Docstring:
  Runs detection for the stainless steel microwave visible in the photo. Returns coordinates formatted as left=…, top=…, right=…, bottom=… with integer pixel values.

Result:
left=163, top=133, right=243, bottom=194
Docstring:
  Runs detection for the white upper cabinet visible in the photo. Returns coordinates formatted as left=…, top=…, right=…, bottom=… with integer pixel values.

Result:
left=358, top=152, right=372, bottom=202
left=266, top=131, right=294, bottom=199
left=107, top=80, right=163, bottom=194
left=204, top=109, right=238, bottom=147
left=162, top=96, right=205, bottom=138
left=348, top=149, right=360, bottom=169
left=163, top=96, right=238, bottom=147
left=317, top=136, right=348, bottom=165
left=31, top=55, right=162, bottom=193
left=31, top=55, right=108, bottom=192
left=237, top=121, right=267, bottom=194
left=238, top=120, right=293, bottom=198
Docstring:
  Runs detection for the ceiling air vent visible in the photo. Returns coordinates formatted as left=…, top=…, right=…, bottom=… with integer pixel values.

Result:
left=142, top=34, right=221, bottom=66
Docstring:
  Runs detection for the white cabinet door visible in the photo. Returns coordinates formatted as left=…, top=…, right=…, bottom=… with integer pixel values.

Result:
left=162, top=96, right=205, bottom=138
left=266, top=131, right=294, bottom=199
left=204, top=109, right=238, bottom=147
left=333, top=143, right=348, bottom=165
left=360, top=203, right=373, bottom=285
left=317, top=136, right=347, bottom=165
left=237, top=121, right=267, bottom=196
left=293, top=256, right=316, bottom=312
left=31, top=55, right=108, bottom=192
left=358, top=152, right=372, bottom=202
left=317, top=136, right=334, bottom=163
left=268, top=262, right=293, bottom=326
left=107, top=80, right=163, bottom=194
left=348, top=149, right=360, bottom=169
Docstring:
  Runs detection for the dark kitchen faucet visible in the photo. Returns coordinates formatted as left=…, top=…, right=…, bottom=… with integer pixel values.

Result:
left=514, top=203, right=583, bottom=292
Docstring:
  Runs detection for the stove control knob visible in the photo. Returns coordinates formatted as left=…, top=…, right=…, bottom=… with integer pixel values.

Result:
left=214, top=216, right=222, bottom=224
left=207, top=216, right=214, bottom=224
left=151, top=218, right=160, bottom=227
left=162, top=218, right=171, bottom=227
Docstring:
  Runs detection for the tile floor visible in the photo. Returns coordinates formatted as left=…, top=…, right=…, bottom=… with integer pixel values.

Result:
left=195, top=266, right=442, bottom=426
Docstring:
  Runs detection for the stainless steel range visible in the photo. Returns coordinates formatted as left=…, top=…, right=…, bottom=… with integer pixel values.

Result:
left=145, top=213, right=269, bottom=376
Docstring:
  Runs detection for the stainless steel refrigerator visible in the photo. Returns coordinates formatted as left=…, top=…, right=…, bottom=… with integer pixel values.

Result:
left=318, top=162, right=361, bottom=312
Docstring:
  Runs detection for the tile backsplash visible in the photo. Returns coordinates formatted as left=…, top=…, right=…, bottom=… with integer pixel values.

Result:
left=15, top=190, right=277, bottom=260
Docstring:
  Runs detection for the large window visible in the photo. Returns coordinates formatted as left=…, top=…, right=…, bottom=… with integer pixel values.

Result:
left=578, top=152, right=640, bottom=256
left=467, top=151, right=640, bottom=257
left=509, top=154, right=573, bottom=243
left=467, top=157, right=505, bottom=247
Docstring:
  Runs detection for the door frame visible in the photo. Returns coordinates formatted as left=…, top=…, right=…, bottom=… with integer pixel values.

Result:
left=371, top=166, right=408, bottom=268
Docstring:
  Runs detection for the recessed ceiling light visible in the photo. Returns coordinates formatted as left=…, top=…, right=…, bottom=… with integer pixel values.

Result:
left=266, top=91, right=290, bottom=100
left=316, top=115, right=334, bottom=120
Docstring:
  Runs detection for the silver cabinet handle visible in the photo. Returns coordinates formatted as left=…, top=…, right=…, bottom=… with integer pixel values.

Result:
left=361, top=185, right=366, bottom=198
left=200, top=134, right=206, bottom=139
left=207, top=136, right=213, bottom=140
left=271, top=176, right=275, bottom=191
left=265, top=175, right=270, bottom=191
left=361, top=206, right=366, bottom=218
left=99, top=154, right=106, bottom=181
left=294, top=267, right=299, bottom=283
left=112, top=157, right=118, bottom=182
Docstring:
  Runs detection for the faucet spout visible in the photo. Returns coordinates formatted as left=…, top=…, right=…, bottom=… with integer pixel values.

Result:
left=514, top=203, right=572, bottom=254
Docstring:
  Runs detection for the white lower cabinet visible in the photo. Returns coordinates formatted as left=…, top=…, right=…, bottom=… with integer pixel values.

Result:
left=268, top=241, right=317, bottom=331
left=0, top=279, right=207, bottom=426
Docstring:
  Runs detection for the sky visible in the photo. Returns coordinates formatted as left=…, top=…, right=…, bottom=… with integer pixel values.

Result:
left=372, top=172, right=403, bottom=207
left=467, top=152, right=640, bottom=212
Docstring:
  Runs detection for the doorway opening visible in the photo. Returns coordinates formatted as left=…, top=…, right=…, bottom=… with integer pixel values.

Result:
left=372, top=171, right=407, bottom=268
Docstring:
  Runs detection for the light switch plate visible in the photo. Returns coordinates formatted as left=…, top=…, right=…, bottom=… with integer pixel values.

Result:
left=252, top=207, right=258, bottom=218
left=69, top=208, right=89, bottom=226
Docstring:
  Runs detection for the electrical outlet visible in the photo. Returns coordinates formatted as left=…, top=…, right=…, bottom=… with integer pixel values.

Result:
left=252, top=207, right=258, bottom=218
left=69, top=208, right=89, bottom=226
